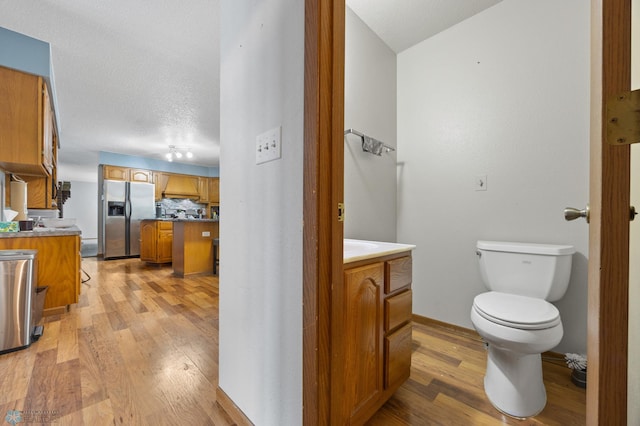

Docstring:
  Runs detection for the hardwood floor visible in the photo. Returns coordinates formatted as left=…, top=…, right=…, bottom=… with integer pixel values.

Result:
left=0, top=258, right=585, bottom=425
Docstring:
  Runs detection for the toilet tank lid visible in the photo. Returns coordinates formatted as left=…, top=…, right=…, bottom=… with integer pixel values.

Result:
left=477, top=240, right=575, bottom=255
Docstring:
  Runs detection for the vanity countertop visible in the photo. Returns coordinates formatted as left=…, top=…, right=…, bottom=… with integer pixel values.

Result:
left=344, top=238, right=416, bottom=264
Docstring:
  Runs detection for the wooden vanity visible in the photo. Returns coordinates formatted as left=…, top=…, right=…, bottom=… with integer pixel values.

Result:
left=336, top=239, right=415, bottom=424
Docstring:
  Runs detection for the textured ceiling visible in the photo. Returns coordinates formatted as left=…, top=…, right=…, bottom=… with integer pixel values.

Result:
left=0, top=0, right=219, bottom=179
left=0, top=1, right=500, bottom=180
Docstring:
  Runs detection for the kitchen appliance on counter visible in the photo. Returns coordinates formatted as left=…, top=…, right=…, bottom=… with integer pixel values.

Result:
left=0, top=249, right=41, bottom=354
left=102, top=181, right=155, bottom=259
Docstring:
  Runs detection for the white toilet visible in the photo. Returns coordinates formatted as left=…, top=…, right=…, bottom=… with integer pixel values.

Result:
left=470, top=240, right=575, bottom=418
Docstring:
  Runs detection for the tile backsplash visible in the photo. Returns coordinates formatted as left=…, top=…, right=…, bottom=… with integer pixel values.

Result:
left=157, top=198, right=207, bottom=218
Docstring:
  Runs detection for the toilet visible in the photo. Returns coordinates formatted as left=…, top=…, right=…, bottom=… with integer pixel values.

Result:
left=470, top=240, right=575, bottom=418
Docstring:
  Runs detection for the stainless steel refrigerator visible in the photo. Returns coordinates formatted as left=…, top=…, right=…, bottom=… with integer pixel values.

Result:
left=103, top=180, right=155, bottom=259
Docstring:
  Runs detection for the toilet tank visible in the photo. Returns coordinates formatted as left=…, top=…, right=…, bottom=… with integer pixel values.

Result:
left=476, top=241, right=575, bottom=301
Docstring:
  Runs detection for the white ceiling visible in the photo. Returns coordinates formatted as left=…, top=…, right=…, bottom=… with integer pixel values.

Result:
left=346, top=0, right=503, bottom=53
left=0, top=0, right=501, bottom=178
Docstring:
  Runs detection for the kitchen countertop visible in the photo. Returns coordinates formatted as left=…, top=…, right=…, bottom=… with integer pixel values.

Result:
left=142, top=218, right=219, bottom=223
left=344, top=238, right=416, bottom=264
left=0, top=225, right=82, bottom=238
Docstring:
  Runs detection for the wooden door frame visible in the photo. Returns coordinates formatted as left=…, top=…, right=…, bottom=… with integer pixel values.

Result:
left=303, top=0, right=633, bottom=424
left=588, top=0, right=631, bottom=424
left=303, top=0, right=345, bottom=424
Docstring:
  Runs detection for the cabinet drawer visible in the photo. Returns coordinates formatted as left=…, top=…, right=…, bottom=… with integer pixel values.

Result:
left=384, top=290, right=412, bottom=332
left=385, top=256, right=412, bottom=294
left=384, top=323, right=412, bottom=390
left=159, top=221, right=173, bottom=230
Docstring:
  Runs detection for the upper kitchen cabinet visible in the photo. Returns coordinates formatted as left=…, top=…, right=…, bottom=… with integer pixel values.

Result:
left=153, top=172, right=169, bottom=201
left=198, top=177, right=210, bottom=203
left=209, top=177, right=219, bottom=203
left=0, top=65, right=57, bottom=176
left=130, top=169, right=153, bottom=183
left=103, top=165, right=130, bottom=181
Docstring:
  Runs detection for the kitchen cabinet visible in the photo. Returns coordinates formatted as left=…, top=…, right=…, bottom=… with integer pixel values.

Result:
left=140, top=220, right=173, bottom=264
left=153, top=172, right=169, bottom=201
left=209, top=177, right=219, bottom=203
left=198, top=177, right=210, bottom=203
left=0, top=233, right=81, bottom=315
left=0, top=65, right=57, bottom=176
left=172, top=220, right=218, bottom=277
left=336, top=253, right=413, bottom=424
left=103, top=165, right=130, bottom=181
left=130, top=169, right=153, bottom=183
left=23, top=174, right=56, bottom=209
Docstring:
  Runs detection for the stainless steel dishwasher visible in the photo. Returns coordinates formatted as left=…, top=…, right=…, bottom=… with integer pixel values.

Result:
left=0, top=250, right=39, bottom=354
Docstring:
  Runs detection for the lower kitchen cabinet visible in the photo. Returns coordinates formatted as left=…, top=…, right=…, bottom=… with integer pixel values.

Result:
left=0, top=233, right=81, bottom=314
left=336, top=253, right=413, bottom=424
left=140, top=220, right=173, bottom=264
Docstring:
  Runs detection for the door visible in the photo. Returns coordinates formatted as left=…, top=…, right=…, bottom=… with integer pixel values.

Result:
left=588, top=1, right=632, bottom=424
left=629, top=0, right=639, bottom=420
left=128, top=182, right=155, bottom=257
left=104, top=180, right=126, bottom=258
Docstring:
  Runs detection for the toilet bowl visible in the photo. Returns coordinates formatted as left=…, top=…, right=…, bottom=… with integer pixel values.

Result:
left=471, top=241, right=574, bottom=418
left=471, top=292, right=563, bottom=418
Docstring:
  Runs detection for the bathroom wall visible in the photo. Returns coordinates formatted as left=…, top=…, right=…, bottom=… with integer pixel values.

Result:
left=218, top=0, right=304, bottom=424
left=629, top=0, right=639, bottom=419
left=344, top=8, right=397, bottom=242
left=396, top=0, right=590, bottom=353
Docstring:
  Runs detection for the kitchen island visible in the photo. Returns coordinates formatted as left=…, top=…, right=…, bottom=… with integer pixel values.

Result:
left=172, top=219, right=219, bottom=277
left=0, top=227, right=82, bottom=316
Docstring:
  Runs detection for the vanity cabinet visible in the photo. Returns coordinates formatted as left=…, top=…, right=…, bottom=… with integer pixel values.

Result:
left=337, top=253, right=413, bottom=424
left=140, top=220, right=173, bottom=264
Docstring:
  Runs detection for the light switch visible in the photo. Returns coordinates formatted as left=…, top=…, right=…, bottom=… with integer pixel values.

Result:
left=256, top=126, right=282, bottom=165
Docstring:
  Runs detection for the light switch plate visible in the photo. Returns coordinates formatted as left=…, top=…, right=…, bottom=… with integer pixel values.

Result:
left=256, top=126, right=282, bottom=165
left=475, top=175, right=487, bottom=191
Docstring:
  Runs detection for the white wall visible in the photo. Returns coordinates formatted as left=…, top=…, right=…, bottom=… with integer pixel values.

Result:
left=344, top=8, right=397, bottom=242
left=218, top=1, right=304, bottom=425
left=396, top=0, right=590, bottom=353
left=629, top=0, right=639, bottom=420
left=62, top=181, right=98, bottom=240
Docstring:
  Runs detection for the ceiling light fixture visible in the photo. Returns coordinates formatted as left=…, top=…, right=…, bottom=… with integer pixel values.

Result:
left=166, top=145, right=193, bottom=162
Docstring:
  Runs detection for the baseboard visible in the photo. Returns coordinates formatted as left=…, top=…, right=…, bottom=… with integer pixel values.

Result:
left=412, top=314, right=482, bottom=341
left=216, top=386, right=253, bottom=426
left=411, top=313, right=569, bottom=363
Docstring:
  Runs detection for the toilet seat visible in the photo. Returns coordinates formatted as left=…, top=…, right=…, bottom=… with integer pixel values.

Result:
left=473, top=291, right=560, bottom=330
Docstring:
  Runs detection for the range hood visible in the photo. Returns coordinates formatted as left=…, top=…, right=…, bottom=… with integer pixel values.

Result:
left=162, top=175, right=200, bottom=199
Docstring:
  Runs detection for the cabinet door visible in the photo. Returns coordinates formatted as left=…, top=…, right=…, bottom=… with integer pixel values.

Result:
left=23, top=175, right=53, bottom=209
left=41, top=82, right=54, bottom=175
left=158, top=230, right=173, bottom=263
left=139, top=222, right=157, bottom=262
left=338, top=262, right=384, bottom=424
left=209, top=177, right=220, bottom=202
left=130, top=169, right=152, bottom=183
left=198, top=177, right=210, bottom=203
left=103, top=165, right=129, bottom=181
left=153, top=172, right=169, bottom=201
left=384, top=323, right=412, bottom=390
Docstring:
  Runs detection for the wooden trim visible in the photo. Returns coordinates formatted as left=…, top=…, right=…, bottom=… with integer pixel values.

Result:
left=588, top=0, right=631, bottom=424
left=303, top=0, right=345, bottom=424
left=411, top=314, right=482, bottom=342
left=215, top=387, right=253, bottom=426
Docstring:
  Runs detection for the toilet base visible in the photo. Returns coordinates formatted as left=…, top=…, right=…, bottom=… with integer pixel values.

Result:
left=484, top=345, right=546, bottom=418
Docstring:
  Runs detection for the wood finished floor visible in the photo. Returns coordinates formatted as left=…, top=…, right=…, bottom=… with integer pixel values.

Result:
left=0, top=258, right=585, bottom=425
